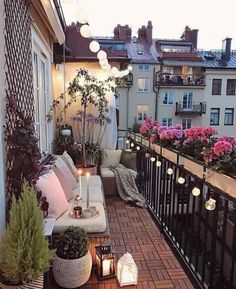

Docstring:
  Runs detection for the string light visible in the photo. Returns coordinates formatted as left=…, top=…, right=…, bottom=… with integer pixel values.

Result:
left=156, top=161, right=161, bottom=167
left=145, top=153, right=150, bottom=158
left=177, top=177, right=185, bottom=184
left=127, top=65, right=133, bottom=71
left=205, top=197, right=216, bottom=211
left=150, top=157, right=156, bottom=162
left=136, top=146, right=140, bottom=151
left=167, top=168, right=173, bottom=175
left=131, top=143, right=134, bottom=148
left=126, top=140, right=130, bottom=144
left=192, top=187, right=201, bottom=197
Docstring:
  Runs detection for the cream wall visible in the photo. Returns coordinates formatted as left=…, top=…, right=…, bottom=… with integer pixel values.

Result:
left=157, top=87, right=205, bottom=126
left=117, top=63, right=160, bottom=130
left=0, top=0, right=6, bottom=238
left=202, top=69, right=236, bottom=137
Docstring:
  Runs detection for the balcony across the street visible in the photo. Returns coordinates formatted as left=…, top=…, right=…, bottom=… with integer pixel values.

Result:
left=175, top=102, right=207, bottom=115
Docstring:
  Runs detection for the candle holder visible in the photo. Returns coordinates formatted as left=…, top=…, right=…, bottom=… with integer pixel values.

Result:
left=73, top=206, right=82, bottom=218
left=95, top=242, right=116, bottom=280
left=74, top=194, right=82, bottom=206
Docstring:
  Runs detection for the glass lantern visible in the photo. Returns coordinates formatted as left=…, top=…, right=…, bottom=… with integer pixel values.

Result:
left=117, top=252, right=138, bottom=287
left=95, top=243, right=116, bottom=280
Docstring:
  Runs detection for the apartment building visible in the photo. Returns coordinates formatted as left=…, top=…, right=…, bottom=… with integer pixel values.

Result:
left=199, top=38, right=236, bottom=137
left=115, top=22, right=160, bottom=130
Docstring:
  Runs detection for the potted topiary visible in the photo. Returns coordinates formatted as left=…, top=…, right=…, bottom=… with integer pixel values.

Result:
left=0, top=183, right=52, bottom=288
left=52, top=226, right=92, bottom=288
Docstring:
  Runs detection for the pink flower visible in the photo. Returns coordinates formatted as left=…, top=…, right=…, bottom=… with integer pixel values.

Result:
left=213, top=141, right=233, bottom=156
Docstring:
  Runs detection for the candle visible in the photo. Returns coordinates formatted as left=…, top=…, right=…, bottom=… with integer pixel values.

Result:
left=78, top=169, right=82, bottom=198
left=86, top=172, right=90, bottom=209
left=102, top=259, right=110, bottom=276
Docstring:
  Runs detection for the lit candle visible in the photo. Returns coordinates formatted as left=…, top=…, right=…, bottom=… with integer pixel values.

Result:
left=78, top=169, right=82, bottom=198
left=102, top=259, right=110, bottom=276
left=86, top=172, right=90, bottom=209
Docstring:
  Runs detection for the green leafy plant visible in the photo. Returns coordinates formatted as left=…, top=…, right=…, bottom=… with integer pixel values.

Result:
left=132, top=117, right=141, bottom=133
left=0, top=183, right=52, bottom=285
left=54, top=226, right=89, bottom=260
left=47, top=68, right=115, bottom=167
left=5, top=97, right=41, bottom=198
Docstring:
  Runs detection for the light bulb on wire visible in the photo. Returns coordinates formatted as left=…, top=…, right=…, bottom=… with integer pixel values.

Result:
left=205, top=197, right=216, bottom=211
left=192, top=187, right=201, bottom=197
left=167, top=168, right=173, bottom=175
left=177, top=177, right=185, bottom=184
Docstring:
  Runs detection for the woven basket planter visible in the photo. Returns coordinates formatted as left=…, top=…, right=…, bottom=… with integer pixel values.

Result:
left=0, top=275, right=44, bottom=289
left=53, top=250, right=92, bottom=288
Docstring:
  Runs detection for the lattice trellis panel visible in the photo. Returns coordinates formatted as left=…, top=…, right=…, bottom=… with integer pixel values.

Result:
left=4, top=0, right=34, bottom=206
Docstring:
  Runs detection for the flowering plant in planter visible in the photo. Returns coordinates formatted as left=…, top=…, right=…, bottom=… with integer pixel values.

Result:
left=180, top=127, right=217, bottom=160
left=158, top=124, right=183, bottom=148
left=140, top=118, right=160, bottom=142
left=202, top=136, right=236, bottom=175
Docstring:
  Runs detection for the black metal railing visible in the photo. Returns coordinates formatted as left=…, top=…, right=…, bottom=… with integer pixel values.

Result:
left=175, top=102, right=207, bottom=115
left=128, top=133, right=236, bottom=289
left=157, top=73, right=205, bottom=87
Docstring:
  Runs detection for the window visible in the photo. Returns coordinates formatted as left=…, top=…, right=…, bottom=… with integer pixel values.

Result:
left=137, top=105, right=149, bottom=122
left=32, top=30, right=51, bottom=153
left=210, top=108, right=220, bottom=125
left=183, top=92, right=193, bottom=109
left=162, top=118, right=172, bottom=127
left=212, top=79, right=222, bottom=95
left=163, top=92, right=174, bottom=105
left=226, top=79, right=236, bottom=95
left=138, top=64, right=149, bottom=71
left=138, top=78, right=150, bottom=92
left=224, top=108, right=234, bottom=125
left=182, top=118, right=192, bottom=129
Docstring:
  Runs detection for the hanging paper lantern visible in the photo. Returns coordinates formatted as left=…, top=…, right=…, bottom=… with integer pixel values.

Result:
left=80, top=24, right=91, bottom=38
left=89, top=40, right=100, bottom=53
left=127, top=65, right=133, bottom=71
left=97, top=50, right=107, bottom=60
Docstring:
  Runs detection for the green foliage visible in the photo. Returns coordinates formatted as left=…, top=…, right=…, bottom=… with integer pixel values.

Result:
left=132, top=117, right=141, bottom=133
left=0, top=183, right=53, bottom=285
left=54, top=226, right=89, bottom=260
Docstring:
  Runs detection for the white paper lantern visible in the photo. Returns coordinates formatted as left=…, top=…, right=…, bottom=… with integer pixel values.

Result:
left=101, top=64, right=111, bottom=71
left=127, top=65, right=133, bottom=71
left=117, top=253, right=138, bottom=287
left=111, top=67, right=119, bottom=76
left=89, top=40, right=100, bottom=53
left=99, top=59, right=108, bottom=66
left=80, top=24, right=91, bottom=38
left=123, top=69, right=130, bottom=76
left=97, top=50, right=107, bottom=60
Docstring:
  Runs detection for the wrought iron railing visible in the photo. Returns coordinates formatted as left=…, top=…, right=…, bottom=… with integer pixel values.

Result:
left=127, top=132, right=236, bottom=289
left=175, top=102, right=207, bottom=115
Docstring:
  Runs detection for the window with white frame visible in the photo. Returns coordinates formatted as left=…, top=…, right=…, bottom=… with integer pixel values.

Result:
left=137, top=105, right=149, bottom=122
left=137, top=78, right=150, bottom=92
left=138, top=64, right=149, bottom=71
left=182, top=118, right=192, bottom=129
left=32, top=31, right=51, bottom=153
left=162, top=118, right=172, bottom=127
left=163, top=92, right=174, bottom=105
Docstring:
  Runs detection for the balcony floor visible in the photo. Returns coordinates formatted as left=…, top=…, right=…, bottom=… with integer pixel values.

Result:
left=47, top=196, right=196, bottom=289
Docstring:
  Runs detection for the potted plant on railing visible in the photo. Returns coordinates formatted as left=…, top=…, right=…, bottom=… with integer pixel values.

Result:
left=52, top=226, right=92, bottom=288
left=0, top=183, right=52, bottom=288
left=47, top=68, right=115, bottom=170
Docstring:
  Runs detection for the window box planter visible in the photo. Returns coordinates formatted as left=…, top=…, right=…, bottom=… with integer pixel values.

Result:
left=162, top=147, right=178, bottom=164
left=142, top=138, right=150, bottom=148
left=205, top=169, right=236, bottom=198
left=183, top=156, right=205, bottom=179
left=154, top=143, right=161, bottom=155
left=130, top=132, right=136, bottom=140
left=135, top=134, right=142, bottom=143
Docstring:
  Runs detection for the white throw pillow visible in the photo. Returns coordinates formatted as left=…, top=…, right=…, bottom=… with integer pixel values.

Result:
left=36, top=170, right=69, bottom=219
left=100, top=149, right=122, bottom=168
left=53, top=157, right=78, bottom=201
left=61, top=151, right=79, bottom=182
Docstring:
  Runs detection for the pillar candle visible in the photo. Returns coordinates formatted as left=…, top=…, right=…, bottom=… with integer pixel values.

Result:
left=86, top=172, right=90, bottom=209
left=78, top=169, right=82, bottom=198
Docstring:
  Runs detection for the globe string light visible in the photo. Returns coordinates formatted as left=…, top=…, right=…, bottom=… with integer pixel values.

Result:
left=75, top=3, right=132, bottom=77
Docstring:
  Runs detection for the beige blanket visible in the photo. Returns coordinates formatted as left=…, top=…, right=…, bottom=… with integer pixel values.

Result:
left=110, top=164, right=145, bottom=207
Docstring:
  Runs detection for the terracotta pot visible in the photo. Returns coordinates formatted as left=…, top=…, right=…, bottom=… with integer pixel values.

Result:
left=0, top=275, right=44, bottom=289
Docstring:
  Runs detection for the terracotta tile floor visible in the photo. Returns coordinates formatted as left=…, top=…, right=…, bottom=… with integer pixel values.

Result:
left=47, top=196, right=196, bottom=289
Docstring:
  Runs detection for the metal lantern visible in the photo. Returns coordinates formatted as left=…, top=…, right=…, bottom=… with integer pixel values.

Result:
left=117, top=252, right=138, bottom=287
left=95, top=243, right=115, bottom=280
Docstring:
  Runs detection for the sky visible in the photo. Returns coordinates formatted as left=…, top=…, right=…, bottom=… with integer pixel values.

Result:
left=62, top=0, right=236, bottom=50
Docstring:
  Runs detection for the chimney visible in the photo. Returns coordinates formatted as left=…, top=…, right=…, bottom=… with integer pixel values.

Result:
left=113, top=24, right=132, bottom=42
left=146, top=21, right=153, bottom=45
left=221, top=38, right=232, bottom=61
left=181, top=26, right=198, bottom=49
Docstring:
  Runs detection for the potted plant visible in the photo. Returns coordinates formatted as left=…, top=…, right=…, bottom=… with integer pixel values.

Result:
left=0, top=183, right=52, bottom=288
left=53, top=226, right=92, bottom=288
left=47, top=68, right=115, bottom=168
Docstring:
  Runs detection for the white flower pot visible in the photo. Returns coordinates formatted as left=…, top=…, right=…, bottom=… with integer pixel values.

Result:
left=0, top=275, right=44, bottom=289
left=61, top=128, right=72, bottom=136
left=205, top=169, right=236, bottom=198
left=53, top=250, right=92, bottom=288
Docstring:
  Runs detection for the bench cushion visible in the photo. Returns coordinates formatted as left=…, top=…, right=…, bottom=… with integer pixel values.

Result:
left=53, top=202, right=107, bottom=233
left=100, top=167, right=137, bottom=178
left=100, top=149, right=122, bottom=168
